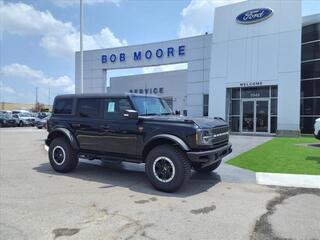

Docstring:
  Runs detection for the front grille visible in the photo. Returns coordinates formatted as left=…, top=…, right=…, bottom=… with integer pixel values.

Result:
left=211, top=126, right=229, bottom=145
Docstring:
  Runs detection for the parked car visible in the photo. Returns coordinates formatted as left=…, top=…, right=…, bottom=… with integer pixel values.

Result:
left=37, top=112, right=51, bottom=119
left=0, top=112, right=17, bottom=127
left=12, top=111, right=36, bottom=127
left=46, top=93, right=232, bottom=192
left=314, top=118, right=320, bottom=140
left=35, top=116, right=50, bottom=129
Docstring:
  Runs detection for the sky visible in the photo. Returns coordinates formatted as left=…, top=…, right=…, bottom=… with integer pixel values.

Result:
left=0, top=0, right=319, bottom=105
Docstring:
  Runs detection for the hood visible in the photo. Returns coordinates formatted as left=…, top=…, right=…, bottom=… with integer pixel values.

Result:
left=19, top=116, right=35, bottom=120
left=140, top=115, right=227, bottom=129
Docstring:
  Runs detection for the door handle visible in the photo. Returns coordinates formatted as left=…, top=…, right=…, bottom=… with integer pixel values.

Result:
left=71, top=123, right=81, bottom=127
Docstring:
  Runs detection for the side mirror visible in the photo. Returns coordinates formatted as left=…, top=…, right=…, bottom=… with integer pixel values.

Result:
left=123, top=109, right=138, bottom=119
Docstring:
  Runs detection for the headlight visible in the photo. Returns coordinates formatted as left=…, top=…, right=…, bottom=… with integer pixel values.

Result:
left=196, top=129, right=213, bottom=145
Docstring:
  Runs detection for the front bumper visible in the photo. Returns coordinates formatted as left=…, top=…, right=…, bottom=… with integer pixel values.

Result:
left=187, top=144, right=232, bottom=163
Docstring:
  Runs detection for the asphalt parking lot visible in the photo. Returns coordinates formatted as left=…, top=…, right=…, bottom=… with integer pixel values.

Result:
left=0, top=128, right=319, bottom=240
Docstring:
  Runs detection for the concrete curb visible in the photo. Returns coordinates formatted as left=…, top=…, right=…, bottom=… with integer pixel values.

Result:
left=256, top=172, right=320, bottom=189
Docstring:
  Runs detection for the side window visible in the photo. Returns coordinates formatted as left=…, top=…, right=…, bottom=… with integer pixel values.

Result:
left=54, top=99, right=73, bottom=115
left=104, top=98, right=132, bottom=119
left=77, top=98, right=101, bottom=118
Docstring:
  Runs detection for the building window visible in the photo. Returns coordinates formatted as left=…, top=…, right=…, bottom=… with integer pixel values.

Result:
left=203, top=94, right=209, bottom=116
left=227, top=88, right=241, bottom=132
left=301, top=60, right=320, bottom=79
left=301, top=42, right=320, bottom=61
left=301, top=23, right=320, bottom=134
left=302, top=23, right=320, bottom=43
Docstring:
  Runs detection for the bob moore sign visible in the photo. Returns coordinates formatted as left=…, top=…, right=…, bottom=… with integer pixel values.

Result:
left=236, top=8, right=273, bottom=24
left=101, top=46, right=185, bottom=64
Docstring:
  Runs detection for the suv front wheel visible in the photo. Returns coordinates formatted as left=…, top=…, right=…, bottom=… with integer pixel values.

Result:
left=145, top=145, right=191, bottom=192
left=49, top=137, right=79, bottom=173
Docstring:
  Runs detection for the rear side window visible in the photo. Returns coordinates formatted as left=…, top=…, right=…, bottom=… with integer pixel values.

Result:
left=104, top=98, right=132, bottom=119
left=77, top=98, right=101, bottom=118
left=54, top=99, right=73, bottom=115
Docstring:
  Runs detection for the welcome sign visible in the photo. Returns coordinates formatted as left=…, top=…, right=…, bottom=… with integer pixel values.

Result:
left=236, top=8, right=273, bottom=24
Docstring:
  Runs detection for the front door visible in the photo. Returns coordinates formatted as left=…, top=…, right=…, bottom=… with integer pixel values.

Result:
left=255, top=100, right=269, bottom=133
left=242, top=100, right=254, bottom=133
left=241, top=99, right=269, bottom=134
left=100, top=97, right=139, bottom=157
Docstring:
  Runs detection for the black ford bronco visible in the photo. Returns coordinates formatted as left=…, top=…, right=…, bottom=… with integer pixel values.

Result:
left=46, top=93, right=232, bottom=192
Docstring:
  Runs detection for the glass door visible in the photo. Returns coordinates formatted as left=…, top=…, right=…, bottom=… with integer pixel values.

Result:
left=241, top=99, right=270, bottom=134
left=242, top=101, right=254, bottom=132
left=256, top=100, right=269, bottom=133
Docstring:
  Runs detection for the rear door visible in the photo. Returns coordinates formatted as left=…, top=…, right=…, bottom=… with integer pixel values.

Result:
left=100, top=97, right=139, bottom=157
left=72, top=98, right=104, bottom=152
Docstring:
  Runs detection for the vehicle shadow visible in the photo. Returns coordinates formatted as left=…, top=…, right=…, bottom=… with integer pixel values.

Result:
left=307, top=143, right=320, bottom=148
left=33, top=159, right=221, bottom=198
left=306, top=156, right=320, bottom=164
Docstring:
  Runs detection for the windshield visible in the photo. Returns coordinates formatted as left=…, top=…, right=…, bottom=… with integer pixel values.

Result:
left=0, top=112, right=10, bottom=119
left=131, top=96, right=172, bottom=116
left=19, top=112, right=31, bottom=117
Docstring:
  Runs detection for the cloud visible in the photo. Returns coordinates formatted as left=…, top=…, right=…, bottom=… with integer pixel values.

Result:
left=1, top=64, right=74, bottom=93
left=142, top=63, right=188, bottom=74
left=178, top=0, right=244, bottom=38
left=0, top=81, right=15, bottom=94
left=51, top=0, right=121, bottom=8
left=40, top=27, right=127, bottom=57
left=0, top=1, right=127, bottom=57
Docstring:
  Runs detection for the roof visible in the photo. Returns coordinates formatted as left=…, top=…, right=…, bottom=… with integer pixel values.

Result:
left=303, top=14, right=320, bottom=27
left=54, top=92, right=159, bottom=99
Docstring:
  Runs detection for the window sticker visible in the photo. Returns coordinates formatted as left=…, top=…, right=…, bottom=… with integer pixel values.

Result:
left=108, top=102, right=115, bottom=112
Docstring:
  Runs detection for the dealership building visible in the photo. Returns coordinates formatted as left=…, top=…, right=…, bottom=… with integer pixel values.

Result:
left=75, top=0, right=320, bottom=135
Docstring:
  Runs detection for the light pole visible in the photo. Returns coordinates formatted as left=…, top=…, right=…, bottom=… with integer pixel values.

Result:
left=80, top=0, right=84, bottom=93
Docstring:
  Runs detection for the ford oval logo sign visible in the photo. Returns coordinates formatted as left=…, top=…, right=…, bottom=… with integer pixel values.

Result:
left=236, top=8, right=273, bottom=24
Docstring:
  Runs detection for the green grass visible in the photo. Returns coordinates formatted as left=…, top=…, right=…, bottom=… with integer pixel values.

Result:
left=227, top=137, right=320, bottom=175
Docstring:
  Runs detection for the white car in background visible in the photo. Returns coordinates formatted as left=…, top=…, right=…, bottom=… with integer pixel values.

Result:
left=315, top=118, right=320, bottom=140
left=12, top=110, right=36, bottom=127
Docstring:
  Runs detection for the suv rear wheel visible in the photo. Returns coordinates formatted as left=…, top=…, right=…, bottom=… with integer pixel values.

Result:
left=145, top=145, right=191, bottom=192
left=193, top=159, right=222, bottom=173
left=49, top=137, right=78, bottom=173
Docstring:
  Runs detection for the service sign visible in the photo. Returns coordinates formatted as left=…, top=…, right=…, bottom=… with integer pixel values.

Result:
left=236, top=8, right=273, bottom=24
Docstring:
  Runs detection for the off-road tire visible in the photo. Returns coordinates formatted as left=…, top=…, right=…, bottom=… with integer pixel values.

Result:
left=145, top=145, right=191, bottom=192
left=193, top=159, right=222, bottom=173
left=49, top=137, right=78, bottom=173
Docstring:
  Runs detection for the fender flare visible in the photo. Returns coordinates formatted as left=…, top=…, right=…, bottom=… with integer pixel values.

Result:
left=46, top=128, right=79, bottom=150
left=144, top=134, right=191, bottom=152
